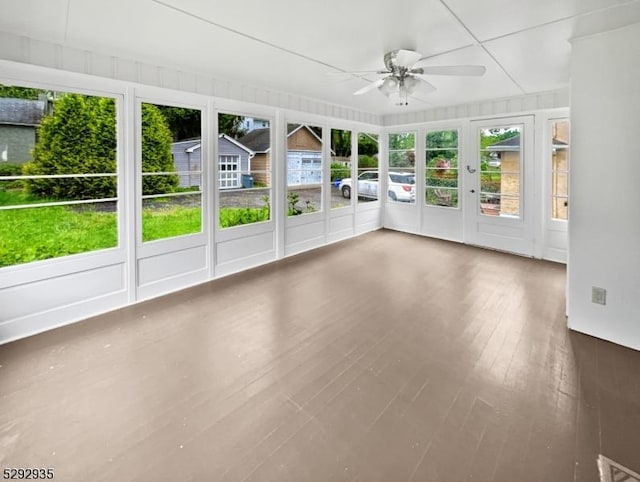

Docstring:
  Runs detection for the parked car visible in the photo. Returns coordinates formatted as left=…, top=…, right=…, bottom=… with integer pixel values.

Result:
left=338, top=171, right=416, bottom=202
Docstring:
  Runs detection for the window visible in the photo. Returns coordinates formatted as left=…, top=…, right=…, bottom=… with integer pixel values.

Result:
left=357, top=133, right=379, bottom=203
left=425, top=129, right=459, bottom=208
left=479, top=126, right=521, bottom=217
left=141, top=103, right=202, bottom=242
left=330, top=128, right=352, bottom=209
left=217, top=113, right=271, bottom=229
left=287, top=123, right=323, bottom=216
left=551, top=119, right=570, bottom=220
left=388, top=133, right=416, bottom=203
left=0, top=83, right=118, bottom=267
left=219, top=155, right=240, bottom=189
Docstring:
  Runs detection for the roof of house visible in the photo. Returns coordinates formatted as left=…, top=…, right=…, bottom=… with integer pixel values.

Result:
left=238, top=128, right=270, bottom=153
left=287, top=124, right=322, bottom=144
left=487, top=134, right=569, bottom=152
left=237, top=124, right=324, bottom=154
left=170, top=134, right=255, bottom=156
left=486, top=134, right=521, bottom=150
left=552, top=138, right=569, bottom=147
left=0, top=98, right=46, bottom=126
left=171, top=139, right=201, bottom=153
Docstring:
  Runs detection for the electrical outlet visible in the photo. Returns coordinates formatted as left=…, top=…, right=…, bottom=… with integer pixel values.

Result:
left=592, top=286, right=607, bottom=305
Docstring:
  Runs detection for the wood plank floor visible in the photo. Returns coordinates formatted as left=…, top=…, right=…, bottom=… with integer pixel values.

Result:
left=1, top=230, right=639, bottom=481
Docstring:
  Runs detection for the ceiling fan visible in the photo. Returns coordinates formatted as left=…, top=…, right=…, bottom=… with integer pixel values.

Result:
left=348, top=49, right=486, bottom=105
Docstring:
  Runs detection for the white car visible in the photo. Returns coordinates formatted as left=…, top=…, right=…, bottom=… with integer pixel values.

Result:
left=338, top=171, right=416, bottom=202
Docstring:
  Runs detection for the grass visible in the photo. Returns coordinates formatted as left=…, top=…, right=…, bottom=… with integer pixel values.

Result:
left=142, top=206, right=202, bottom=242
left=0, top=205, right=118, bottom=267
left=0, top=189, right=57, bottom=206
left=0, top=189, right=271, bottom=266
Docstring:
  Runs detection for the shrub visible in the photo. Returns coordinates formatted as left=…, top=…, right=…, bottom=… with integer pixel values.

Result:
left=0, top=163, right=22, bottom=177
left=0, top=163, right=24, bottom=191
left=357, top=155, right=378, bottom=169
left=23, top=94, right=117, bottom=200
left=141, top=103, right=179, bottom=195
left=22, top=95, right=178, bottom=200
left=426, top=177, right=458, bottom=188
left=287, top=191, right=316, bottom=216
left=219, top=206, right=270, bottom=228
left=330, top=162, right=350, bottom=182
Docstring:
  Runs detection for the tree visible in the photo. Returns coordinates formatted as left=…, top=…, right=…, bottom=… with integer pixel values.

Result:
left=23, top=95, right=178, bottom=200
left=218, top=114, right=247, bottom=139
left=357, top=133, right=379, bottom=157
left=0, top=84, right=47, bottom=100
left=24, top=94, right=117, bottom=199
left=389, top=133, right=415, bottom=150
left=141, top=103, right=179, bottom=195
left=426, top=130, right=458, bottom=149
left=331, top=129, right=352, bottom=158
left=480, top=128, right=519, bottom=150
left=156, top=105, right=201, bottom=141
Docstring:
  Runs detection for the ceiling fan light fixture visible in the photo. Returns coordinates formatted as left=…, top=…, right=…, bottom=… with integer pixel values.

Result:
left=348, top=49, right=486, bottom=105
left=379, top=76, right=398, bottom=97
left=402, top=76, right=420, bottom=95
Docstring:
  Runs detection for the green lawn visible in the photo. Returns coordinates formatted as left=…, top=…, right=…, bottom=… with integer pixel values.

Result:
left=142, top=206, right=201, bottom=242
left=0, top=190, right=270, bottom=267
left=0, top=205, right=118, bottom=267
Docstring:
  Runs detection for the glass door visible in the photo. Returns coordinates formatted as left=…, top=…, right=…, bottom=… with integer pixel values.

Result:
left=465, top=116, right=534, bottom=256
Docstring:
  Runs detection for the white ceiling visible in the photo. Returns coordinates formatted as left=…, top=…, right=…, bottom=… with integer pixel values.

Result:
left=1, top=0, right=639, bottom=114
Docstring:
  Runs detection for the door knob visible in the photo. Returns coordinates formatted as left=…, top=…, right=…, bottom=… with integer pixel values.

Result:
left=470, top=189, right=475, bottom=193
left=466, top=165, right=477, bottom=173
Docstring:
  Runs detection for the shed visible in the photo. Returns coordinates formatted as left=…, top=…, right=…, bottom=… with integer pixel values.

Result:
left=170, top=134, right=254, bottom=189
left=0, top=98, right=46, bottom=164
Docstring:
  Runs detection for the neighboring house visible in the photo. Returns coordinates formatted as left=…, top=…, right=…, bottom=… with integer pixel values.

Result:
left=286, top=125, right=323, bottom=186
left=237, top=127, right=271, bottom=186
left=240, top=117, right=269, bottom=132
left=0, top=98, right=45, bottom=164
left=239, top=124, right=324, bottom=187
left=170, top=139, right=201, bottom=188
left=486, top=135, right=522, bottom=215
left=170, top=134, right=254, bottom=189
left=486, top=133, right=569, bottom=217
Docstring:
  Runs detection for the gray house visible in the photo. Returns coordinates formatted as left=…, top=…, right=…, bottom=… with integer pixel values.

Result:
left=171, top=134, right=254, bottom=189
left=0, top=98, right=46, bottom=164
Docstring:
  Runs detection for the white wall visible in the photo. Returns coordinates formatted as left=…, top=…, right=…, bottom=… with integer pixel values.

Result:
left=568, top=23, right=640, bottom=351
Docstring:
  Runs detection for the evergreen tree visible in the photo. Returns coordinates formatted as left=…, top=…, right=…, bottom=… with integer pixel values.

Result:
left=141, top=103, right=178, bottom=195
left=23, top=95, right=179, bottom=199
left=0, top=84, right=46, bottom=100
left=24, top=94, right=117, bottom=199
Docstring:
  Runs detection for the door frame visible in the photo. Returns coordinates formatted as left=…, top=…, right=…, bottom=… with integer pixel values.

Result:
left=463, top=115, right=535, bottom=256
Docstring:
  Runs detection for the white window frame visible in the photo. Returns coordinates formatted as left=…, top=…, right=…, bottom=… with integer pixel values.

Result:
left=550, top=119, right=570, bottom=221
left=425, top=128, right=460, bottom=210
left=387, top=131, right=417, bottom=205
left=218, top=154, right=240, bottom=189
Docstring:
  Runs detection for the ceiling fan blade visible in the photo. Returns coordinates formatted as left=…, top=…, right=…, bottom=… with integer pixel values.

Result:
left=393, top=49, right=423, bottom=68
left=417, top=65, right=487, bottom=76
left=353, top=78, right=385, bottom=95
left=327, top=70, right=389, bottom=76
left=412, top=76, right=437, bottom=94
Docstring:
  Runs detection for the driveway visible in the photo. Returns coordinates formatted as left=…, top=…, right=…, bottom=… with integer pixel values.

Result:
left=219, top=185, right=348, bottom=210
